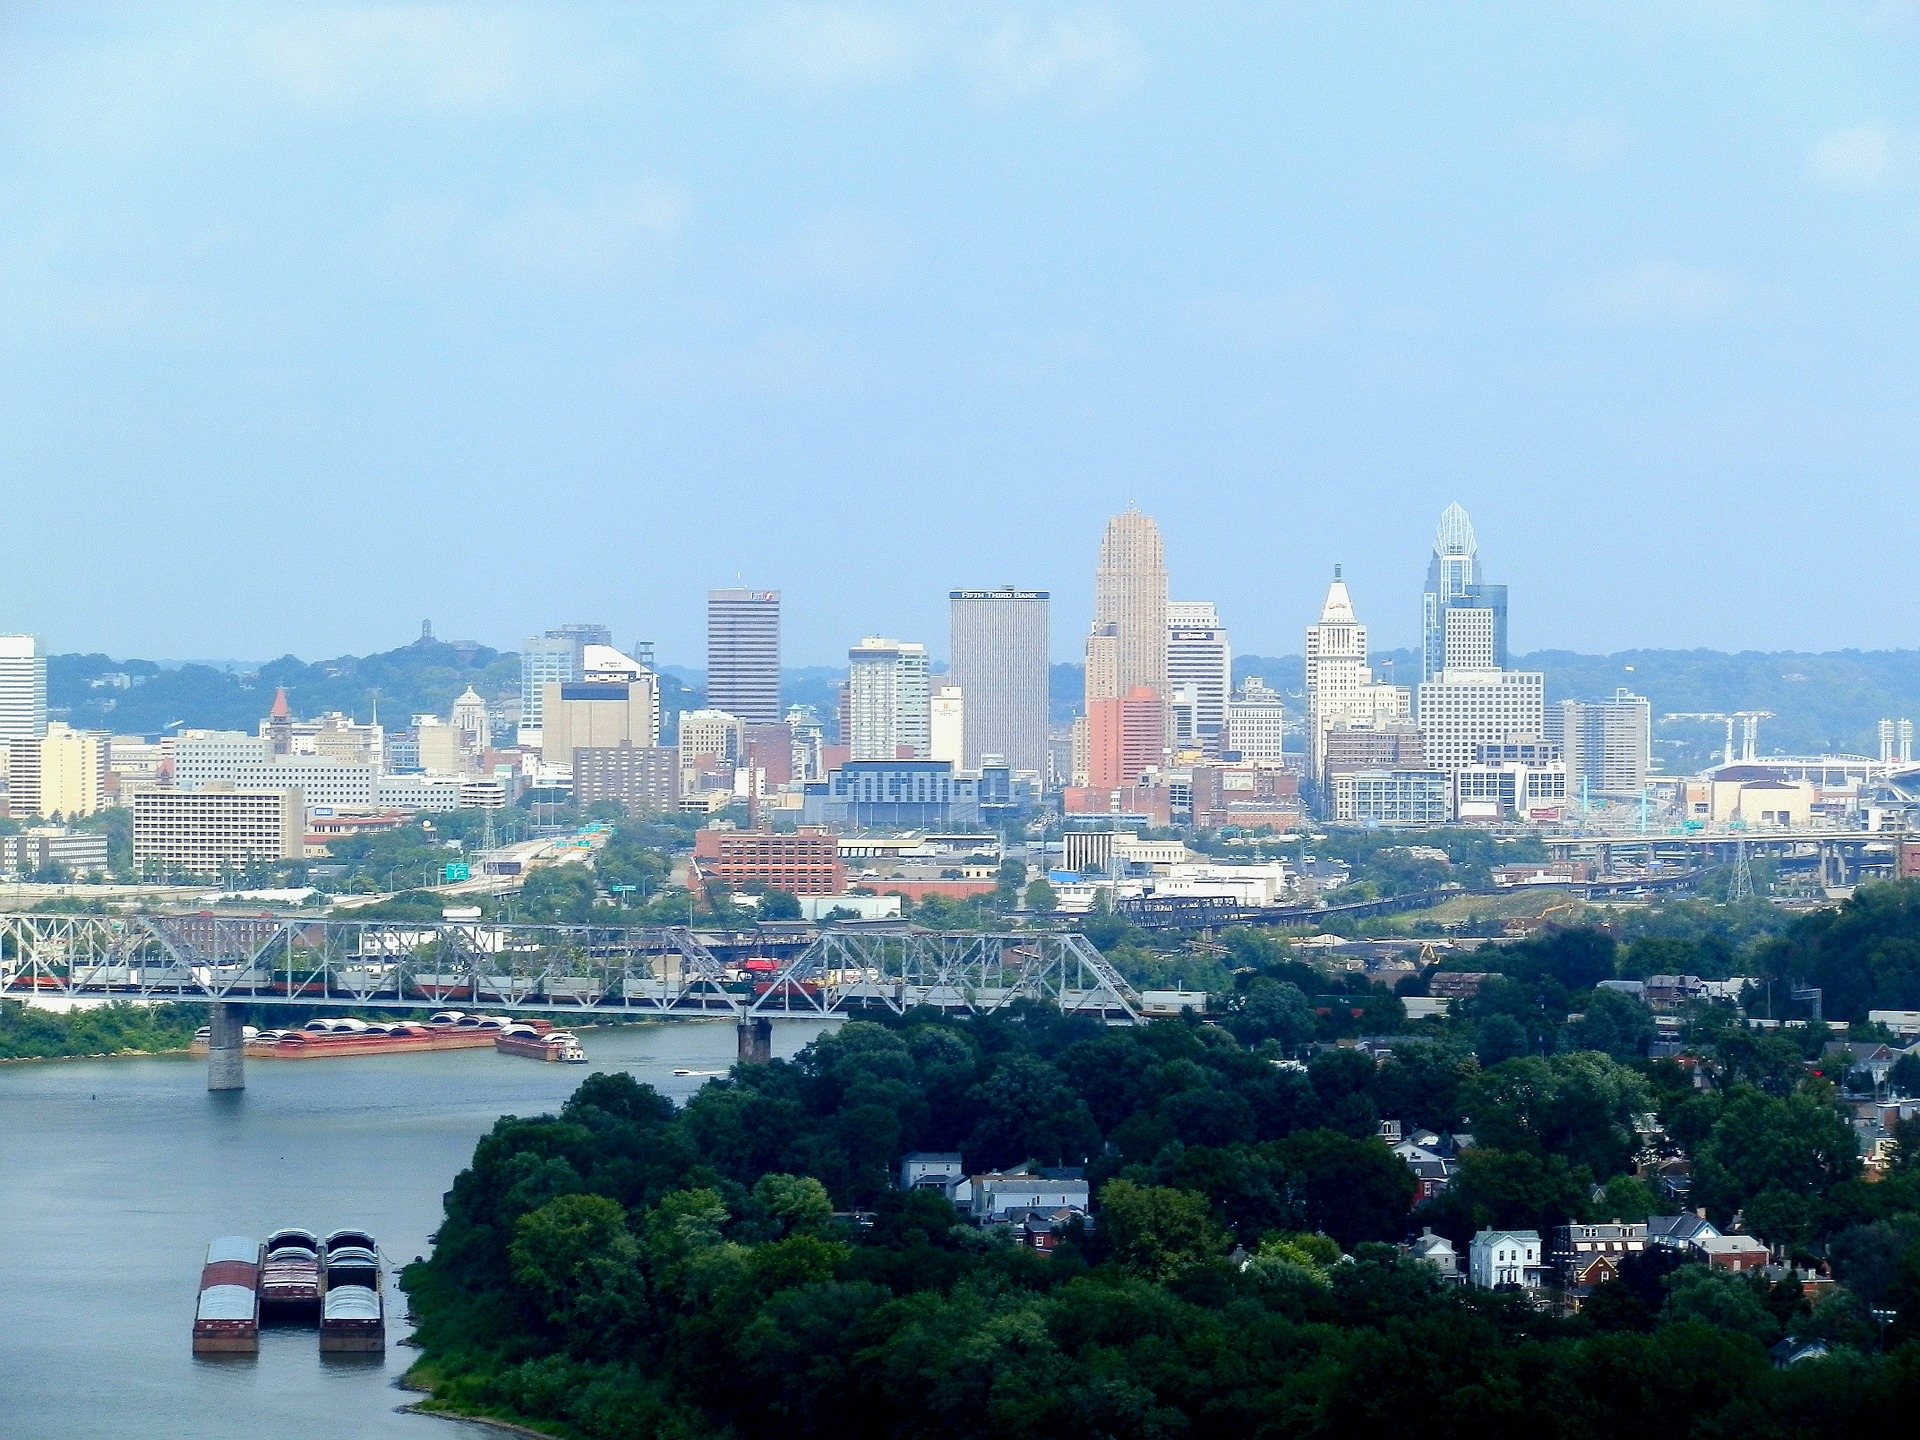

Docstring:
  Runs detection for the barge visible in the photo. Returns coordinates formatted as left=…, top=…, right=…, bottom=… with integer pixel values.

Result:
left=318, top=1229, right=385, bottom=1353
left=495, top=1024, right=587, bottom=1063
left=259, top=1228, right=322, bottom=1320
left=192, top=1235, right=261, bottom=1354
left=244, top=1013, right=533, bottom=1060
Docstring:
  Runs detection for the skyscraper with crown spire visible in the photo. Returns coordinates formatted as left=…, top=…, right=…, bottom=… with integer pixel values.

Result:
left=1422, top=502, right=1508, bottom=680
left=1306, top=567, right=1410, bottom=788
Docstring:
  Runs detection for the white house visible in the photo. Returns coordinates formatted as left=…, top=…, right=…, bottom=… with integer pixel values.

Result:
left=899, top=1152, right=969, bottom=1203
left=970, top=1171, right=1091, bottom=1223
left=1469, top=1229, right=1546, bottom=1291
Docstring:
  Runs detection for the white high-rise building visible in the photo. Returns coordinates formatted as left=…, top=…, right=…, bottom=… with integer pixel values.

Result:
left=1167, top=601, right=1231, bottom=746
left=0, top=635, right=47, bottom=741
left=1093, top=509, right=1168, bottom=701
left=1226, top=678, right=1287, bottom=765
left=1414, top=668, right=1546, bottom=773
left=1305, top=571, right=1408, bottom=780
left=1546, top=689, right=1652, bottom=803
left=930, top=686, right=966, bottom=766
left=848, top=638, right=930, bottom=761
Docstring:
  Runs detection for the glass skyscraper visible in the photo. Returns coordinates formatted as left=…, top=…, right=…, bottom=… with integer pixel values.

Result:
left=1422, top=503, right=1508, bottom=678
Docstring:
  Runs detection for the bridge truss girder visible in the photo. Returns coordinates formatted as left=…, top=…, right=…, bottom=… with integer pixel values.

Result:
left=0, top=915, right=1141, bottom=1024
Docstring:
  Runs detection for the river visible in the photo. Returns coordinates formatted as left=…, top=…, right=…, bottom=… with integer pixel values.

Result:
left=0, top=1020, right=834, bottom=1440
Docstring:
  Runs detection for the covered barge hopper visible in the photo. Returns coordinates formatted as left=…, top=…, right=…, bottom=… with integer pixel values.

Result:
left=318, top=1229, right=385, bottom=1353
left=192, top=1235, right=261, bottom=1354
left=259, top=1228, right=321, bottom=1319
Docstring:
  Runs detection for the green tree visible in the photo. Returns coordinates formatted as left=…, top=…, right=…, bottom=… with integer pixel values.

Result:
left=1099, top=1180, right=1226, bottom=1279
left=1024, top=878, right=1059, bottom=913
left=509, top=1194, right=644, bottom=1340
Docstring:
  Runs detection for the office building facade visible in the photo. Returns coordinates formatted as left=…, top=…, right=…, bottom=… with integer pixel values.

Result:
left=131, top=785, right=304, bottom=878
left=1414, top=668, right=1546, bottom=773
left=573, top=744, right=680, bottom=816
left=848, top=638, right=930, bottom=761
left=1092, top=508, right=1168, bottom=701
left=0, top=635, right=47, bottom=740
left=1305, top=570, right=1409, bottom=783
left=948, top=587, right=1049, bottom=773
left=706, top=590, right=782, bottom=726
left=1225, top=678, right=1287, bottom=765
left=1166, top=601, right=1231, bottom=746
left=1547, top=689, right=1653, bottom=803
left=541, top=675, right=662, bottom=766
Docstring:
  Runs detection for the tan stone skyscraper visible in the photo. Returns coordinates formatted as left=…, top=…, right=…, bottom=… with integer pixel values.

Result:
left=1092, top=507, right=1168, bottom=701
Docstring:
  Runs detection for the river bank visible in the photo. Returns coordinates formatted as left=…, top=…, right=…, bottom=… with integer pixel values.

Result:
left=0, top=1019, right=831, bottom=1440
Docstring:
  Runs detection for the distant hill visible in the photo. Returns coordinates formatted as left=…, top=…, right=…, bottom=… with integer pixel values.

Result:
left=52, top=637, right=698, bottom=739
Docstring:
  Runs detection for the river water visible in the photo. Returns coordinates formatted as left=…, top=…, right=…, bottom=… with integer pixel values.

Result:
left=0, top=1021, right=833, bottom=1440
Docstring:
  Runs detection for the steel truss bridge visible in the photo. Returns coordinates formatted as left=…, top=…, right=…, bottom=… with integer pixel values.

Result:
left=0, top=912, right=1142, bottom=1025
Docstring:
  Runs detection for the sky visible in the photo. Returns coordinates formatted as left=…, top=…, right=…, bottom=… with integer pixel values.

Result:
left=3, top=3, right=1917, bottom=666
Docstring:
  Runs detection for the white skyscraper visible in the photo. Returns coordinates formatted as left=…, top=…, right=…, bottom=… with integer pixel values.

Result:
left=1166, top=601, right=1231, bottom=746
left=1226, top=678, right=1287, bottom=765
left=848, top=638, right=931, bottom=761
left=1305, top=571, right=1406, bottom=780
left=0, top=635, right=47, bottom=741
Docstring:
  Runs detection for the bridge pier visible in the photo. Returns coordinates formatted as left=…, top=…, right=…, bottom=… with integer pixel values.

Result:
left=736, top=1018, right=773, bottom=1065
left=207, top=1002, right=245, bottom=1092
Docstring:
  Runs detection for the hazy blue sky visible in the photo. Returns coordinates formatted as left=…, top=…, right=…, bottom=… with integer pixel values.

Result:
left=3, top=3, right=1916, bottom=664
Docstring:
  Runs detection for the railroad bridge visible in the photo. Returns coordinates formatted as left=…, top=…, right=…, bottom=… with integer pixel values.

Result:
left=0, top=913, right=1141, bottom=1090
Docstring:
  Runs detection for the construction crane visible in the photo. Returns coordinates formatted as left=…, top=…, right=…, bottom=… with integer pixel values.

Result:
left=1661, top=711, right=1775, bottom=766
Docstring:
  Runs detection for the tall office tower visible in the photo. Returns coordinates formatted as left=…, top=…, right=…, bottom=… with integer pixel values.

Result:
left=948, top=587, right=1050, bottom=774
left=1166, top=601, right=1231, bottom=745
left=1546, top=689, right=1652, bottom=803
left=1421, top=504, right=1509, bottom=680
left=707, top=590, right=782, bottom=726
left=1305, top=569, right=1372, bottom=778
left=1226, top=677, right=1287, bottom=764
left=847, top=638, right=931, bottom=761
left=0, top=635, right=47, bottom=740
left=1093, top=508, right=1168, bottom=700
left=519, top=634, right=576, bottom=743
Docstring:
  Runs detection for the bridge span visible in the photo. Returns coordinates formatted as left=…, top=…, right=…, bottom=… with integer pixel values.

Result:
left=0, top=913, right=1142, bottom=1090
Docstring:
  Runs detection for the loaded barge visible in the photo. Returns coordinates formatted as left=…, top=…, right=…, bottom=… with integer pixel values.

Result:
left=260, top=1228, right=322, bottom=1320
left=319, top=1229, right=386, bottom=1353
left=192, top=1012, right=556, bottom=1060
left=192, top=1236, right=261, bottom=1354
left=495, top=1023, right=587, bottom=1063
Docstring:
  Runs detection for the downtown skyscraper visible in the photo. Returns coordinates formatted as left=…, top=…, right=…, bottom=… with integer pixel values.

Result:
left=948, top=587, right=1049, bottom=774
left=1090, top=507, right=1168, bottom=702
left=1421, top=502, right=1507, bottom=680
left=706, top=590, right=782, bottom=726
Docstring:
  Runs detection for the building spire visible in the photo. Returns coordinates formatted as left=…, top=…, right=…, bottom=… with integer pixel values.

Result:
left=1434, top=502, right=1477, bottom=558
